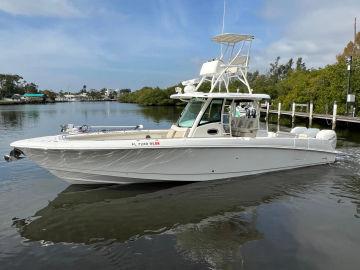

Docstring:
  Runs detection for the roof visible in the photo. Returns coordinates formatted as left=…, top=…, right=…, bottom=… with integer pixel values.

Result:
left=23, top=93, right=45, bottom=97
left=170, top=92, right=270, bottom=100
left=212, top=33, right=254, bottom=44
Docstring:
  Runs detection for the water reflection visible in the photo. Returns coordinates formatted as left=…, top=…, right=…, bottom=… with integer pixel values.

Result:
left=174, top=210, right=261, bottom=269
left=139, top=106, right=182, bottom=124
left=13, top=167, right=333, bottom=245
left=0, top=108, right=39, bottom=129
left=0, top=102, right=182, bottom=132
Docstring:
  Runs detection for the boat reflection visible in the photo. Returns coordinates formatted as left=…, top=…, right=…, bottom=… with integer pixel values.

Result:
left=13, top=167, right=333, bottom=245
left=173, top=209, right=261, bottom=269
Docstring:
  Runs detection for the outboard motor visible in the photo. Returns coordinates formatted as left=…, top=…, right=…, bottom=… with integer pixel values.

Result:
left=4, top=148, right=25, bottom=162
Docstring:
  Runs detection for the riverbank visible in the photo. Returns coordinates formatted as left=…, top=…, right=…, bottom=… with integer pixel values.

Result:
left=0, top=99, right=51, bottom=105
left=0, top=99, right=117, bottom=106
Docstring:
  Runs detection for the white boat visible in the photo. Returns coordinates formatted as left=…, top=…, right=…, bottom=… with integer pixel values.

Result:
left=7, top=33, right=337, bottom=185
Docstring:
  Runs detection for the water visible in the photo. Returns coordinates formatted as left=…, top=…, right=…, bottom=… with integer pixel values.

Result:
left=0, top=102, right=359, bottom=269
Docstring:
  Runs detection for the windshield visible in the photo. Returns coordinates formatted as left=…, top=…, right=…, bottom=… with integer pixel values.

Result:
left=177, top=100, right=204, bottom=128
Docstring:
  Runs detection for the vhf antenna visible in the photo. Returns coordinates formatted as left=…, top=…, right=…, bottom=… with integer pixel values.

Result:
left=220, top=0, right=226, bottom=57
left=221, top=0, right=226, bottom=34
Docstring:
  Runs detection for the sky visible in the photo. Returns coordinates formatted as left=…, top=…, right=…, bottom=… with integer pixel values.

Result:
left=0, top=0, right=359, bottom=91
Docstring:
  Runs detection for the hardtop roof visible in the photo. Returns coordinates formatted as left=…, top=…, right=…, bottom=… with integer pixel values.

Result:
left=170, top=92, right=270, bottom=100
left=212, top=33, right=254, bottom=44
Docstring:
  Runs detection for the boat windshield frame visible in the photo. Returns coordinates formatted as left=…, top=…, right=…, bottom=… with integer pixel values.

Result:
left=177, top=98, right=205, bottom=128
left=199, top=98, right=224, bottom=126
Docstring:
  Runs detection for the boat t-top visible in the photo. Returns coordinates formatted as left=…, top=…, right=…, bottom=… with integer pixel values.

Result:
left=7, top=33, right=337, bottom=184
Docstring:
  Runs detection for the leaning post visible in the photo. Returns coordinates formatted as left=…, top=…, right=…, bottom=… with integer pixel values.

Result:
left=332, top=101, right=337, bottom=130
left=309, top=101, right=313, bottom=127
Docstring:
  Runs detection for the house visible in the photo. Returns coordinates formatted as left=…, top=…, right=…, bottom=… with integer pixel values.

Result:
left=23, top=93, right=46, bottom=102
left=11, top=94, right=22, bottom=101
left=63, top=94, right=79, bottom=102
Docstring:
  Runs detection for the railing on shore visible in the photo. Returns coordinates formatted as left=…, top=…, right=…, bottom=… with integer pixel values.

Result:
left=261, top=101, right=360, bottom=130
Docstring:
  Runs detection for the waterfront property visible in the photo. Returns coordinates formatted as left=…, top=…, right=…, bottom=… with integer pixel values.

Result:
left=23, top=93, right=46, bottom=102
left=0, top=93, right=47, bottom=105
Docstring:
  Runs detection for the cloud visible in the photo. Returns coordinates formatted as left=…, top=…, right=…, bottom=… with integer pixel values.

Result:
left=253, top=0, right=360, bottom=71
left=0, top=21, right=194, bottom=90
left=1, top=0, right=357, bottom=90
left=0, top=0, right=81, bottom=17
left=0, top=1, right=220, bottom=90
left=0, top=24, right=107, bottom=90
left=155, top=0, right=189, bottom=32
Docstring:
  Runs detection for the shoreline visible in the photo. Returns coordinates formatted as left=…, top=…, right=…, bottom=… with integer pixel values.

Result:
left=0, top=99, right=117, bottom=106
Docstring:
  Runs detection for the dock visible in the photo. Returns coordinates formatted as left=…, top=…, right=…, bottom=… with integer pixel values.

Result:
left=261, top=101, right=360, bottom=130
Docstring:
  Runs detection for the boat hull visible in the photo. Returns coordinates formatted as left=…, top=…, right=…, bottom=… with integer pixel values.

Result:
left=20, top=145, right=336, bottom=184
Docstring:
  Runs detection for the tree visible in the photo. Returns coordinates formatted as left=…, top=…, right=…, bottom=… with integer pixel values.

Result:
left=119, top=88, right=131, bottom=94
left=337, top=32, right=360, bottom=61
left=87, top=89, right=103, bottom=100
left=0, top=74, right=23, bottom=98
left=268, top=57, right=294, bottom=82
left=42, top=90, right=57, bottom=100
left=295, top=57, right=307, bottom=71
left=269, top=56, right=281, bottom=82
left=100, top=88, right=107, bottom=96
left=23, top=82, right=38, bottom=93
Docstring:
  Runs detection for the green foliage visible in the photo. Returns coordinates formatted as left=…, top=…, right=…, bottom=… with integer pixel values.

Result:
left=269, top=57, right=296, bottom=82
left=23, top=82, right=38, bottom=93
left=337, top=32, right=360, bottom=61
left=258, top=57, right=359, bottom=114
left=119, top=52, right=360, bottom=115
left=0, top=74, right=41, bottom=99
left=119, top=88, right=131, bottom=94
left=41, top=90, right=57, bottom=100
left=87, top=90, right=103, bottom=100
left=0, top=74, right=24, bottom=98
left=119, top=85, right=184, bottom=106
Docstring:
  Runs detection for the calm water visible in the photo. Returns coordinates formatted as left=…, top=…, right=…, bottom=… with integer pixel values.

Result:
left=0, top=102, right=359, bottom=270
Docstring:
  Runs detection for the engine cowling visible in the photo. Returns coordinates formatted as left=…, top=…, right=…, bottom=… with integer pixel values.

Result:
left=316, top=130, right=337, bottom=149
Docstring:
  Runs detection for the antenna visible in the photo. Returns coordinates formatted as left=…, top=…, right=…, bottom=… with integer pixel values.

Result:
left=221, top=0, right=226, bottom=34
left=220, top=0, right=226, bottom=56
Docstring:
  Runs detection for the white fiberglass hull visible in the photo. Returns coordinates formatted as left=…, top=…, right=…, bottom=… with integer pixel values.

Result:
left=11, top=135, right=337, bottom=184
